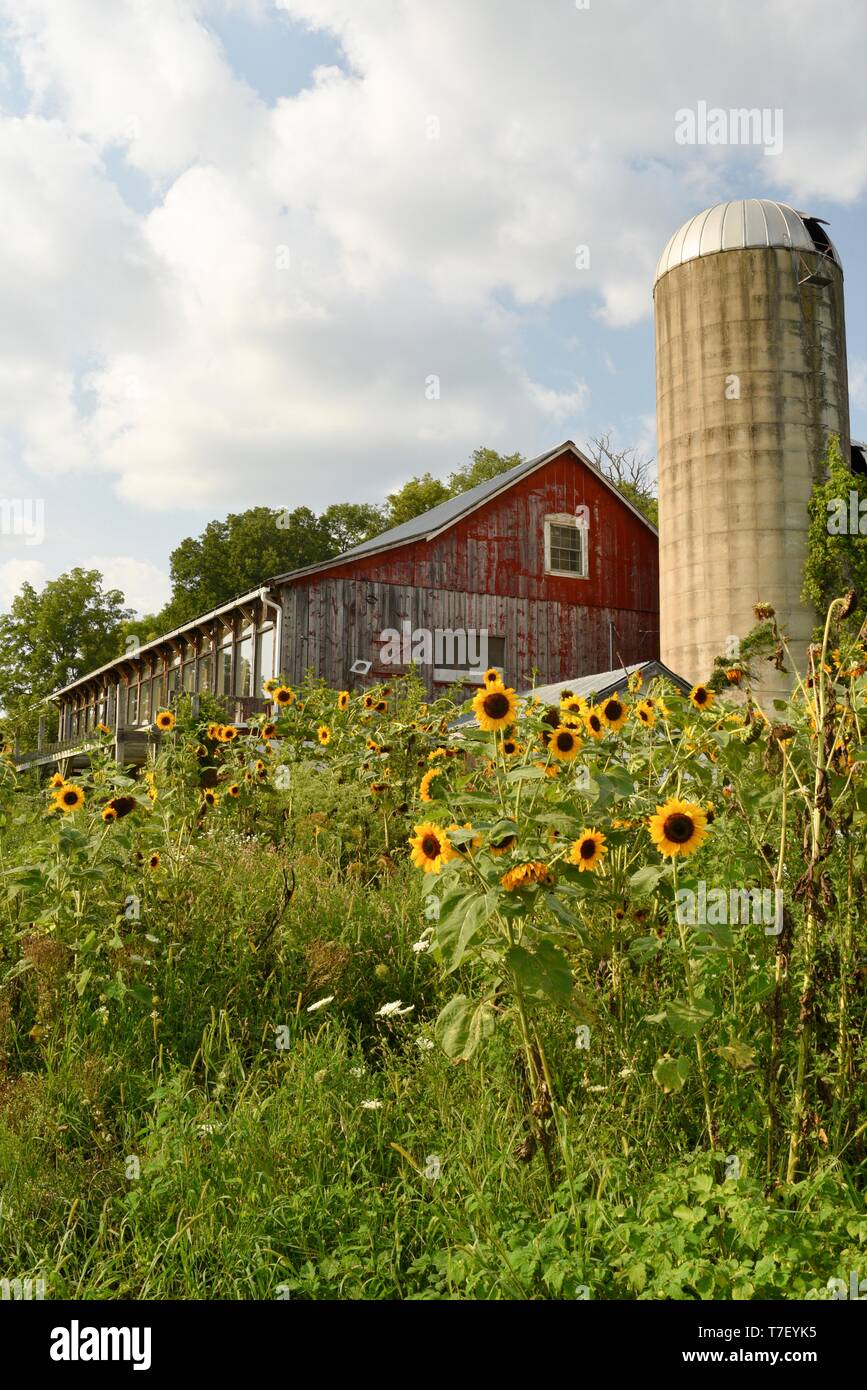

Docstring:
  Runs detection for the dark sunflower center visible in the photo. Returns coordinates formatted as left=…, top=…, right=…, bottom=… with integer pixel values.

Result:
left=694, top=688, right=708, bottom=704
left=421, top=834, right=442, bottom=858
left=590, top=715, right=601, bottom=731
left=579, top=838, right=596, bottom=860
left=484, top=692, right=509, bottom=719
left=663, top=813, right=695, bottom=844
left=555, top=732, right=574, bottom=751
left=62, top=791, right=78, bottom=805
left=492, top=834, right=515, bottom=851
left=605, top=700, right=622, bottom=720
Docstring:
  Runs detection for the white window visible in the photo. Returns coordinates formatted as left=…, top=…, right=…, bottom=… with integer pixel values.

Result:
left=544, top=513, right=588, bottom=578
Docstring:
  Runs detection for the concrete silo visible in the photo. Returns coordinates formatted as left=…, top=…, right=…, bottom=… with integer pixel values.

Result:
left=653, top=198, right=849, bottom=700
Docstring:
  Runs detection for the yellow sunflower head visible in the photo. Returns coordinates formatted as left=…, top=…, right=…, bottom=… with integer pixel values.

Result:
left=53, top=783, right=85, bottom=813
left=689, top=684, right=715, bottom=711
left=648, top=798, right=709, bottom=858
left=102, top=806, right=118, bottom=822
left=500, top=860, right=554, bottom=892
left=203, top=789, right=220, bottom=808
left=220, top=725, right=238, bottom=743
left=148, top=852, right=160, bottom=870
left=484, top=667, right=502, bottom=686
left=263, top=678, right=280, bottom=695
left=206, top=722, right=221, bottom=740
left=568, top=829, right=607, bottom=872
left=155, top=710, right=175, bottom=732
left=627, top=670, right=643, bottom=693
left=502, top=737, right=523, bottom=757
left=337, top=691, right=350, bottom=711
left=584, top=706, right=606, bottom=741
left=273, top=686, right=295, bottom=707
left=419, top=766, right=443, bottom=802
left=472, top=682, right=518, bottom=732
left=97, top=722, right=111, bottom=735
left=317, top=725, right=331, bottom=746
left=599, top=695, right=628, bottom=731
left=409, top=821, right=457, bottom=874
left=261, top=723, right=276, bottom=740
left=49, top=772, right=65, bottom=788
left=549, top=725, right=582, bottom=761
left=635, top=699, right=656, bottom=728
left=227, top=783, right=240, bottom=797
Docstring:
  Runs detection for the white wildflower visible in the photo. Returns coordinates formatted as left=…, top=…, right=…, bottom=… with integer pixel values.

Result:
left=306, top=995, right=334, bottom=1013
left=376, top=1000, right=415, bottom=1018
left=416, top=1037, right=435, bottom=1051
left=411, top=938, right=431, bottom=953
left=360, top=1099, right=383, bottom=1110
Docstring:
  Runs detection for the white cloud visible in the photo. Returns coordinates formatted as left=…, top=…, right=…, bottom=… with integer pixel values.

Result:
left=84, top=555, right=172, bottom=616
left=1, top=0, right=866, bottom=523
left=0, top=557, right=47, bottom=607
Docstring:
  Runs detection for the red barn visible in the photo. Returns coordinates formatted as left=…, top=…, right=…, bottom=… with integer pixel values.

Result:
left=275, top=439, right=659, bottom=692
left=22, top=440, right=659, bottom=770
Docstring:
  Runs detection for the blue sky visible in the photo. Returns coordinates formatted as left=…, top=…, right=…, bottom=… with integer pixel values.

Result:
left=1, top=0, right=866, bottom=614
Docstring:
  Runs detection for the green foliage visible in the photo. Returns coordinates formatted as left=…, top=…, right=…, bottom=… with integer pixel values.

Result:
left=803, top=433, right=867, bottom=637
left=0, top=569, right=131, bottom=744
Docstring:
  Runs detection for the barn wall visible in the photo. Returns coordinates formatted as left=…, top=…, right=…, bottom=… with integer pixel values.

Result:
left=306, top=450, right=659, bottom=610
left=280, top=577, right=657, bottom=693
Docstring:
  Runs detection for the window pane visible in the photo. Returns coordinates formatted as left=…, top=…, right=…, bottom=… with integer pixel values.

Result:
left=235, top=636, right=254, bottom=697
left=549, top=523, right=582, bottom=573
left=140, top=681, right=151, bottom=722
left=256, top=627, right=274, bottom=690
left=217, top=642, right=232, bottom=696
left=183, top=661, right=196, bottom=692
left=127, top=684, right=139, bottom=724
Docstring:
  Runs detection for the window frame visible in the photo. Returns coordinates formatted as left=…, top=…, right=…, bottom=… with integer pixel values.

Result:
left=543, top=513, right=589, bottom=579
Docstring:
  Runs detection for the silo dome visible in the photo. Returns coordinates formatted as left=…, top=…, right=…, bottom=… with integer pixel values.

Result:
left=654, top=199, right=841, bottom=287
left=653, top=197, right=849, bottom=703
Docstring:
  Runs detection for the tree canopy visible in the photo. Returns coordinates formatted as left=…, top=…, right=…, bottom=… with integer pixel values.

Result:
left=0, top=569, right=131, bottom=745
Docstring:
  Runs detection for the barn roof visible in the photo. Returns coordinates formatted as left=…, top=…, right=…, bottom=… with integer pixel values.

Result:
left=527, top=659, right=690, bottom=704
left=269, top=438, right=657, bottom=584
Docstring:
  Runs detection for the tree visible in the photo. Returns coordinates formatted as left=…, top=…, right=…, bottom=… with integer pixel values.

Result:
left=0, top=569, right=132, bottom=745
left=588, top=432, right=658, bottom=527
left=384, top=447, right=524, bottom=529
left=803, top=434, right=867, bottom=638
left=320, top=501, right=387, bottom=553
left=161, top=505, right=334, bottom=628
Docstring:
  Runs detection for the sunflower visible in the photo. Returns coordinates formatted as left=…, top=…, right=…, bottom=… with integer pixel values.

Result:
left=227, top=783, right=240, bottom=798
left=220, top=725, right=238, bottom=743
left=448, top=823, right=481, bottom=856
left=689, top=684, right=715, bottom=711
left=318, top=725, right=331, bottom=746
left=374, top=699, right=388, bottom=714
left=107, top=795, right=136, bottom=819
left=500, top=861, right=554, bottom=892
left=549, top=725, right=582, bottom=761
left=635, top=699, right=656, bottom=728
left=483, top=667, right=502, bottom=685
left=488, top=830, right=518, bottom=856
left=203, top=789, right=220, bottom=808
left=96, top=722, right=111, bottom=735
left=102, top=806, right=118, bottom=822
left=627, top=670, right=643, bottom=694
left=49, top=772, right=65, bottom=788
left=262, top=678, right=280, bottom=695
left=419, top=766, right=443, bottom=802
left=502, top=737, right=524, bottom=757
left=206, top=722, right=221, bottom=740
left=725, top=668, right=742, bottom=685
left=568, top=829, right=607, bottom=872
left=599, top=695, right=628, bottom=732
left=154, top=710, right=175, bottom=732
left=409, top=822, right=457, bottom=874
left=53, top=783, right=85, bottom=813
left=370, top=782, right=389, bottom=797
left=363, top=694, right=375, bottom=710
left=583, top=706, right=606, bottom=740
left=261, top=723, right=276, bottom=740
left=472, top=682, right=519, bottom=732
left=255, top=759, right=266, bottom=775
left=148, top=785, right=157, bottom=802
left=273, top=686, right=295, bottom=707
left=337, top=691, right=350, bottom=711
left=648, top=798, right=709, bottom=858
left=148, top=852, right=161, bottom=870
left=560, top=695, right=587, bottom=723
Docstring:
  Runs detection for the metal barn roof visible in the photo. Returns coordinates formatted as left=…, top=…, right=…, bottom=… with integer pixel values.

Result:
left=527, top=660, right=690, bottom=705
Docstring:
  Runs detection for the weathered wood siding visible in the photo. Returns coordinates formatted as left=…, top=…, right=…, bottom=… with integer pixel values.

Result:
left=279, top=449, right=659, bottom=692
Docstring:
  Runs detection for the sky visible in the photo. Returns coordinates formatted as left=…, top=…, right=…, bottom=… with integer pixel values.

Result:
left=1, top=0, right=867, bottom=615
